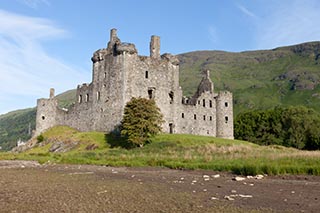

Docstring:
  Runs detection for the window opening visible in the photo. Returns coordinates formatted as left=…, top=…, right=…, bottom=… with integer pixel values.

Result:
left=85, top=94, right=89, bottom=102
left=182, top=113, right=184, bottom=118
left=209, top=100, right=212, bottom=108
left=225, top=116, right=229, bottom=123
left=225, top=102, right=228, bottom=107
left=97, top=91, right=100, bottom=101
left=194, top=114, right=197, bottom=120
left=148, top=89, right=153, bottom=99
left=104, top=72, right=107, bottom=79
left=203, top=115, right=206, bottom=120
left=169, top=91, right=174, bottom=104
left=145, top=71, right=149, bottom=79
left=210, top=116, right=212, bottom=121
left=203, top=99, right=205, bottom=107
left=42, top=116, right=45, bottom=120
left=78, top=95, right=82, bottom=104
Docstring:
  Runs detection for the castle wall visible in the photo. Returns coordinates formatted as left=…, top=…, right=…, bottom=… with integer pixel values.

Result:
left=35, top=98, right=59, bottom=135
left=175, top=92, right=217, bottom=136
left=35, top=29, right=234, bottom=139
left=122, top=53, right=181, bottom=133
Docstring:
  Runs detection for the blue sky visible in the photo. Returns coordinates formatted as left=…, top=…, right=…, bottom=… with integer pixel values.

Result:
left=0, top=0, right=320, bottom=114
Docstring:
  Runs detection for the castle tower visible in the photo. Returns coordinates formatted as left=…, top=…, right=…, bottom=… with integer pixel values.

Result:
left=216, top=91, right=234, bottom=139
left=150, top=35, right=160, bottom=59
left=35, top=89, right=59, bottom=135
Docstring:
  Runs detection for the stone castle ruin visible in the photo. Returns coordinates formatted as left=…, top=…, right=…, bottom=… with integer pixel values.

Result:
left=35, top=29, right=233, bottom=139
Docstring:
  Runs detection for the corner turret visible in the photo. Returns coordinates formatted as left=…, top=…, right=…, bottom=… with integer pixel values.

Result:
left=194, top=70, right=214, bottom=98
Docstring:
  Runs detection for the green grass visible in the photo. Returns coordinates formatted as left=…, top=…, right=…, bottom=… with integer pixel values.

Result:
left=1, top=126, right=320, bottom=176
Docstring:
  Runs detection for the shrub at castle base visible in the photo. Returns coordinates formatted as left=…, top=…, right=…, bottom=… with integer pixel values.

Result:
left=35, top=29, right=233, bottom=139
left=121, top=97, right=164, bottom=147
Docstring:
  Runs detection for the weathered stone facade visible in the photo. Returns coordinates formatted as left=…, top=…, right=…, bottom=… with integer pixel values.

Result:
left=35, top=29, right=234, bottom=139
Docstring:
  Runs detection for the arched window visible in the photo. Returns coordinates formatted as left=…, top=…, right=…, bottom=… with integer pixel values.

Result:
left=78, top=95, right=82, bottom=104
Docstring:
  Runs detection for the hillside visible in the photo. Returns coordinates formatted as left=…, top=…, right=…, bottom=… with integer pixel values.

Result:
left=1, top=41, right=320, bottom=150
left=179, top=42, right=320, bottom=115
left=0, top=90, right=76, bottom=151
left=3, top=126, right=320, bottom=176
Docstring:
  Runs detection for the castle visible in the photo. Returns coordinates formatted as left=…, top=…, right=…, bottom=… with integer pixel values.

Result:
left=35, top=29, right=233, bottom=139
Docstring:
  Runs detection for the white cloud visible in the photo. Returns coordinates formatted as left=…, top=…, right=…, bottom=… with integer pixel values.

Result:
left=237, top=4, right=257, bottom=18
left=19, top=0, right=50, bottom=9
left=254, top=0, right=320, bottom=49
left=0, top=10, right=89, bottom=114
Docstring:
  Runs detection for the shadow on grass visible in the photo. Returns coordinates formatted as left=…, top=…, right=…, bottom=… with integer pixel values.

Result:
left=105, top=134, right=135, bottom=149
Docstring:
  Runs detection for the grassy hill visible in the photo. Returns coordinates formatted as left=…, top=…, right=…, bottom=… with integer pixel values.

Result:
left=178, top=42, right=320, bottom=115
left=1, top=41, right=320, bottom=150
left=2, top=126, right=320, bottom=175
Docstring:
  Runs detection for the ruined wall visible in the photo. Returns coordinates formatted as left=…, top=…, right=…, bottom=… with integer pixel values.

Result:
left=35, top=28, right=234, bottom=139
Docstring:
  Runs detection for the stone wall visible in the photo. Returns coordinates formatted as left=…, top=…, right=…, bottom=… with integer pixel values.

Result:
left=35, top=29, right=234, bottom=139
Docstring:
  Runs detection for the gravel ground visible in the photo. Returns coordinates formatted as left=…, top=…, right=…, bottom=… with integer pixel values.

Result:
left=0, top=160, right=319, bottom=212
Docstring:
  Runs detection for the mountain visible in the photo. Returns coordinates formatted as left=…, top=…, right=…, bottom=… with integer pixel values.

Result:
left=1, top=41, right=320, bottom=151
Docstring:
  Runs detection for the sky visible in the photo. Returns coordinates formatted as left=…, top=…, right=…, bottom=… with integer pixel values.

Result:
left=0, top=0, right=320, bottom=115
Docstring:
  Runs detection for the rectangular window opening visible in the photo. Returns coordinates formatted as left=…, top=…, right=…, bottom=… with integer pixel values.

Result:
left=194, top=114, right=197, bottom=120
left=145, top=70, right=149, bottom=79
left=78, top=95, right=82, bottom=104
left=97, top=91, right=101, bottom=101
left=203, top=99, right=205, bottom=107
left=169, top=91, right=174, bottom=104
left=210, top=100, right=212, bottom=108
left=203, top=115, right=206, bottom=120
left=225, top=116, right=229, bottom=123
left=182, top=113, right=184, bottom=118
left=225, top=102, right=228, bottom=107
left=210, top=116, right=212, bottom=121
left=148, top=88, right=155, bottom=99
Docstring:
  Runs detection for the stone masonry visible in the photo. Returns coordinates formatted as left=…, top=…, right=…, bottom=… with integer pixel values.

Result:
left=35, top=29, right=233, bottom=139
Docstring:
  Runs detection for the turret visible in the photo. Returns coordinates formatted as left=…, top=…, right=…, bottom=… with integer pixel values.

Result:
left=193, top=70, right=214, bottom=99
left=216, top=91, right=234, bottom=139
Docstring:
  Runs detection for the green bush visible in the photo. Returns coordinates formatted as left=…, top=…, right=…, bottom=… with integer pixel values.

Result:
left=36, top=134, right=44, bottom=143
left=120, top=97, right=164, bottom=147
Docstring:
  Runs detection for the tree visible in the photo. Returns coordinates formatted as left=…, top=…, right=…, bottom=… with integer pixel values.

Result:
left=234, top=106, right=320, bottom=150
left=120, top=97, right=164, bottom=147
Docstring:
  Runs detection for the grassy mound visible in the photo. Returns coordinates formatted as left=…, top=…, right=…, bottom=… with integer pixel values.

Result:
left=1, top=126, right=320, bottom=175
